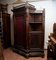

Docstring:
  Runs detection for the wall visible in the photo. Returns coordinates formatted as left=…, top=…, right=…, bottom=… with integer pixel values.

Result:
left=1, top=0, right=56, bottom=49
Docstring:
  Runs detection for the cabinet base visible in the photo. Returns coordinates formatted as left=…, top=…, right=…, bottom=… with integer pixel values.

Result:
left=12, top=48, right=44, bottom=58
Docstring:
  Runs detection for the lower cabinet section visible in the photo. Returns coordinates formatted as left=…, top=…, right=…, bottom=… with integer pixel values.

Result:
left=29, top=32, right=44, bottom=49
left=13, top=47, right=44, bottom=58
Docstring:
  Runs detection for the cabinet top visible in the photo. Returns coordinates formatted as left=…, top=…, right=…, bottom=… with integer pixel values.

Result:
left=12, top=2, right=36, bottom=12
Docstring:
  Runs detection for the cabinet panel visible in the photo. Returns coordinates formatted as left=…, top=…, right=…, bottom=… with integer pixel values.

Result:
left=29, top=32, right=44, bottom=48
left=14, top=16, right=26, bottom=48
left=2, top=13, right=11, bottom=48
left=30, top=13, right=43, bottom=22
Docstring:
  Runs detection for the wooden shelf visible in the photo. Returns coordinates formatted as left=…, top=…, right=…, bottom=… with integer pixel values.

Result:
left=29, top=22, right=43, bottom=31
left=29, top=22, right=42, bottom=24
left=29, top=31, right=43, bottom=34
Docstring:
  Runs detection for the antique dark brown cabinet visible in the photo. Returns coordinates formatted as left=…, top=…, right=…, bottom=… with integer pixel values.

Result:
left=12, top=3, right=45, bottom=58
left=0, top=13, right=11, bottom=48
left=0, top=4, right=11, bottom=49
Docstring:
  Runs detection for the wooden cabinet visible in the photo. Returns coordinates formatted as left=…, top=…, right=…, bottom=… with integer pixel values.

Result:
left=12, top=3, right=45, bottom=58
left=0, top=13, right=11, bottom=48
left=0, top=4, right=10, bottom=60
left=47, top=23, right=56, bottom=60
left=47, top=34, right=56, bottom=60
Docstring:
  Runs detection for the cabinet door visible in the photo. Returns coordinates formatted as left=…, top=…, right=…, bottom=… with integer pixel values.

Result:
left=29, top=32, right=44, bottom=51
left=14, top=15, right=26, bottom=48
left=2, top=14, right=11, bottom=48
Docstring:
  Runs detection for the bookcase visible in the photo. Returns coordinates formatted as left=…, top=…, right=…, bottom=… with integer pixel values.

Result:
left=12, top=3, right=45, bottom=58
left=29, top=11, right=45, bottom=49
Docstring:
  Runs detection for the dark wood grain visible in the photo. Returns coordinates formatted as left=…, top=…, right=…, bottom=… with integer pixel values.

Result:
left=2, top=13, right=11, bottom=48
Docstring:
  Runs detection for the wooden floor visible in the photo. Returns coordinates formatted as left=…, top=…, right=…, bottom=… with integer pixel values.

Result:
left=3, top=48, right=47, bottom=60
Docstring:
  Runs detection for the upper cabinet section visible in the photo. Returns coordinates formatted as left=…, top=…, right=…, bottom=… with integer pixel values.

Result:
left=12, top=2, right=36, bottom=15
left=12, top=2, right=45, bottom=23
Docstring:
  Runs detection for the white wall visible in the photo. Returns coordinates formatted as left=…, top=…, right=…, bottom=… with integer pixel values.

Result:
left=1, top=0, right=56, bottom=49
